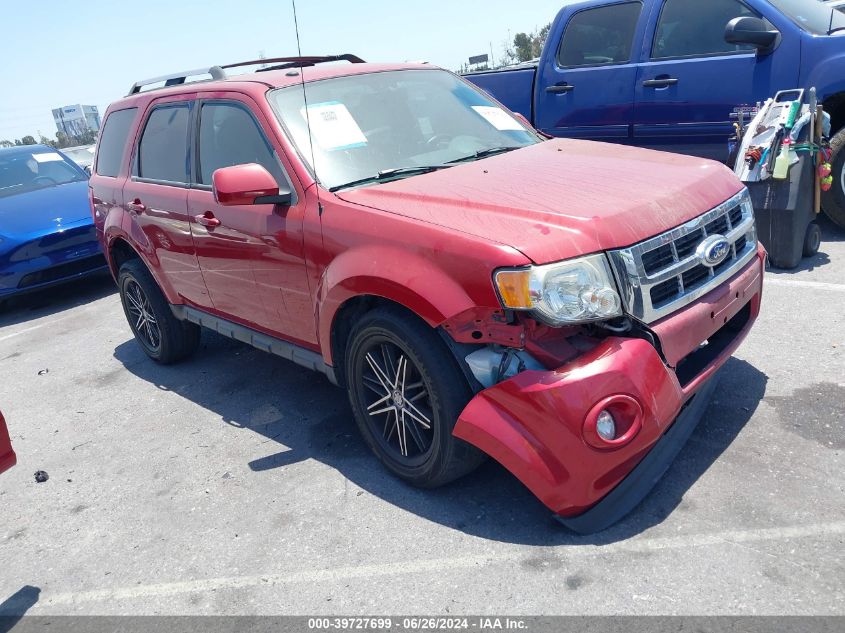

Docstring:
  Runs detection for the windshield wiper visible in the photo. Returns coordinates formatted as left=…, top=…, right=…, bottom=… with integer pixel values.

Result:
left=446, top=146, right=520, bottom=164
left=829, top=26, right=845, bottom=34
left=328, top=165, right=449, bottom=192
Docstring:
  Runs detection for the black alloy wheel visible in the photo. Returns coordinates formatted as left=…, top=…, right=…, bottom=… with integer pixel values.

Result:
left=345, top=307, right=485, bottom=487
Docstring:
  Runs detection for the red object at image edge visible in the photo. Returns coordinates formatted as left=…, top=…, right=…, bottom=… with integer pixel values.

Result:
left=0, top=411, right=16, bottom=474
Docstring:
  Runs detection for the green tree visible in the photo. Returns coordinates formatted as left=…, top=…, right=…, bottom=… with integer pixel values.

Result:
left=513, top=32, right=534, bottom=62
left=503, top=22, right=553, bottom=65
left=0, top=140, right=13, bottom=148
left=20, top=135, right=36, bottom=145
left=532, top=23, right=552, bottom=58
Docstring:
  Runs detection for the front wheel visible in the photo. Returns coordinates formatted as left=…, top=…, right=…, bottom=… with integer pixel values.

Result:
left=345, top=307, right=485, bottom=488
left=118, top=259, right=200, bottom=364
left=821, top=127, right=845, bottom=229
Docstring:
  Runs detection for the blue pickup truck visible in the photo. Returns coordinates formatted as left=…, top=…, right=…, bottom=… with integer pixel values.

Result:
left=465, top=0, right=845, bottom=226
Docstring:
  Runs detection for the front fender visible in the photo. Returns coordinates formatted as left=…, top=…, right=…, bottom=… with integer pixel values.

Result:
left=800, top=39, right=845, bottom=107
left=317, top=246, right=478, bottom=365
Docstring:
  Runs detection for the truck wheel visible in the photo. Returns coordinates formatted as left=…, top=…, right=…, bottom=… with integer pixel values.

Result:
left=345, top=307, right=485, bottom=488
left=803, top=222, right=821, bottom=257
left=118, top=259, right=200, bottom=364
left=821, top=127, right=845, bottom=229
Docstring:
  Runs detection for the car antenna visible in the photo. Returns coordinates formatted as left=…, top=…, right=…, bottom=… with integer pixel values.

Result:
left=291, top=0, right=323, bottom=215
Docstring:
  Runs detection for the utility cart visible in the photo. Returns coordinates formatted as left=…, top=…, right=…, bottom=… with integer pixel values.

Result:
left=734, top=89, right=832, bottom=269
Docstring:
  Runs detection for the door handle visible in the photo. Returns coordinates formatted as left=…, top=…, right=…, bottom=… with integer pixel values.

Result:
left=643, top=78, right=679, bottom=88
left=194, top=211, right=221, bottom=228
left=127, top=198, right=146, bottom=213
left=546, top=84, right=575, bottom=94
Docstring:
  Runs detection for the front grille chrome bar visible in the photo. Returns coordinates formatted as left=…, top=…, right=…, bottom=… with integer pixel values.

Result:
left=607, top=189, right=758, bottom=324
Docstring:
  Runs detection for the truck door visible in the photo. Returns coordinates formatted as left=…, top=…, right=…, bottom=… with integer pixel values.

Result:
left=633, top=0, right=797, bottom=161
left=533, top=1, right=645, bottom=140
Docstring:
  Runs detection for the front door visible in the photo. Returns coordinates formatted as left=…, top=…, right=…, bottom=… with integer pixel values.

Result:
left=534, top=1, right=645, bottom=140
left=633, top=0, right=795, bottom=161
left=188, top=97, right=315, bottom=345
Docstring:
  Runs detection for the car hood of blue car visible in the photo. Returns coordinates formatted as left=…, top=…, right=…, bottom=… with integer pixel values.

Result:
left=0, top=179, right=92, bottom=240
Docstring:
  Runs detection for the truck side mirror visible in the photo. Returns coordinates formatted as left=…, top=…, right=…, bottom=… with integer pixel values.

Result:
left=725, top=17, right=780, bottom=55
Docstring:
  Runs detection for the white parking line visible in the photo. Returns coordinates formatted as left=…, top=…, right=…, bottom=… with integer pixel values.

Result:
left=0, top=313, right=79, bottom=343
left=0, top=300, right=120, bottom=343
left=765, top=278, right=845, bottom=292
left=41, top=520, right=845, bottom=607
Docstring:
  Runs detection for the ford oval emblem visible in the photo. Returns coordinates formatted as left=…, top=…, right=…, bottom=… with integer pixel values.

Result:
left=696, top=235, right=731, bottom=267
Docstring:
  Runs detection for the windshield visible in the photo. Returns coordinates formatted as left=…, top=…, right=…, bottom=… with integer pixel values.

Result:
left=268, top=69, right=540, bottom=191
left=0, top=148, right=87, bottom=199
left=768, top=0, right=845, bottom=34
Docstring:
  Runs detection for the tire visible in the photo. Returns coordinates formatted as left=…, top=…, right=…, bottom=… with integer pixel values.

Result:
left=821, top=127, right=845, bottom=229
left=345, top=307, right=485, bottom=488
left=803, top=221, right=821, bottom=257
left=118, top=259, right=200, bottom=364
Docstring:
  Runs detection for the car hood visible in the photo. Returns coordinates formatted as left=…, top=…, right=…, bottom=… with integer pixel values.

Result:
left=336, top=139, right=744, bottom=264
left=0, top=179, right=92, bottom=239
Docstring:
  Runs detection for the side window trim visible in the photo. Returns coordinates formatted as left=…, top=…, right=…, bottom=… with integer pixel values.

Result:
left=131, top=101, right=193, bottom=188
left=192, top=98, right=294, bottom=198
left=555, top=1, right=644, bottom=70
left=650, top=0, right=760, bottom=61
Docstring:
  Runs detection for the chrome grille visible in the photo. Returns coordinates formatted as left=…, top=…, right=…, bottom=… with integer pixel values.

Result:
left=608, top=189, right=757, bottom=324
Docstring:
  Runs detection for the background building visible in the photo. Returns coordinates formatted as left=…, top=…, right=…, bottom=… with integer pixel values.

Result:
left=52, top=104, right=101, bottom=138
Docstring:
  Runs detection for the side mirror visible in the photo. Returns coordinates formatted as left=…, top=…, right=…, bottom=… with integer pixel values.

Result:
left=212, top=163, right=292, bottom=206
left=725, top=17, right=780, bottom=55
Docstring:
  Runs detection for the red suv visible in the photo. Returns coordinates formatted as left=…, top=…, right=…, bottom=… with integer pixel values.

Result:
left=90, top=56, right=764, bottom=532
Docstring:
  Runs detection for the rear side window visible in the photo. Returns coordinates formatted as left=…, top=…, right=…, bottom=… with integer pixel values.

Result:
left=557, top=2, right=642, bottom=68
left=652, top=0, right=756, bottom=59
left=95, top=108, right=136, bottom=177
left=137, top=105, right=190, bottom=183
left=197, top=102, right=283, bottom=185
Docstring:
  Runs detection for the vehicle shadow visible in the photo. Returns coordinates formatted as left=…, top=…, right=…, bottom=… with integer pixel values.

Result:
left=0, top=585, right=40, bottom=626
left=765, top=213, right=844, bottom=274
left=0, top=272, right=115, bottom=329
left=114, top=334, right=766, bottom=546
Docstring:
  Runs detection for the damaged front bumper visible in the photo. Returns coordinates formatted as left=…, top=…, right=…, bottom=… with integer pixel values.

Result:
left=453, top=246, right=765, bottom=533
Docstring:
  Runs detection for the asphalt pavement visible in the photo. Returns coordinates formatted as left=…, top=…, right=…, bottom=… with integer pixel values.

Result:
left=0, top=216, right=843, bottom=616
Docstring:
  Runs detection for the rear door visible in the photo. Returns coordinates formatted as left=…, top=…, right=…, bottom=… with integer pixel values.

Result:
left=633, top=0, right=791, bottom=160
left=125, top=97, right=211, bottom=308
left=188, top=95, right=315, bottom=344
left=0, top=411, right=15, bottom=474
left=533, top=1, right=645, bottom=140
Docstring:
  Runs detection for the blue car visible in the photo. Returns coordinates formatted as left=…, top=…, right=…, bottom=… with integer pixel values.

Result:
left=0, top=145, right=107, bottom=300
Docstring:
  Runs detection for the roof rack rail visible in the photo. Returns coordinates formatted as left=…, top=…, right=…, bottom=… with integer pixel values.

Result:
left=125, top=55, right=364, bottom=96
left=223, top=54, right=365, bottom=73
left=127, top=66, right=226, bottom=96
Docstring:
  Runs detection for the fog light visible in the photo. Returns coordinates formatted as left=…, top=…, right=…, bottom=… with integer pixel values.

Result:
left=596, top=410, right=616, bottom=441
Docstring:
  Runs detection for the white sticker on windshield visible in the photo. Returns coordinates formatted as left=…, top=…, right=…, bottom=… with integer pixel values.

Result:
left=32, top=152, right=64, bottom=163
left=471, top=106, right=523, bottom=131
left=301, top=101, right=368, bottom=151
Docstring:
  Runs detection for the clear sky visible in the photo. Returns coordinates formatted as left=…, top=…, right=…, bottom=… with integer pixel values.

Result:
left=0, top=0, right=565, bottom=142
